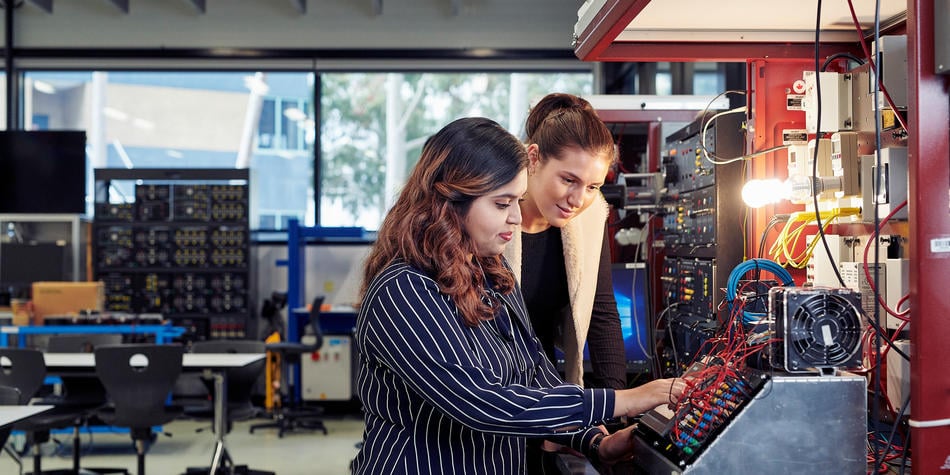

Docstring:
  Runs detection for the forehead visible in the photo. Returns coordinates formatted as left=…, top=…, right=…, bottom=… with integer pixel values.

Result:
left=490, top=169, right=528, bottom=196
left=544, top=146, right=611, bottom=178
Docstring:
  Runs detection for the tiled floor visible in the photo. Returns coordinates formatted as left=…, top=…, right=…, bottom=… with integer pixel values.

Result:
left=0, top=415, right=364, bottom=475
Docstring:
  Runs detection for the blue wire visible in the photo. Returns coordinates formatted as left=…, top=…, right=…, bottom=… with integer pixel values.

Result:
left=725, top=258, right=795, bottom=323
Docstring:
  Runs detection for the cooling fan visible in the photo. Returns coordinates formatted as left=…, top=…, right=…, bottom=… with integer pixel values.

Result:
left=768, top=287, right=863, bottom=374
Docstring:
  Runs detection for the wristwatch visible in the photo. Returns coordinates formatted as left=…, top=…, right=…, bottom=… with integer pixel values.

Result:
left=587, top=432, right=605, bottom=467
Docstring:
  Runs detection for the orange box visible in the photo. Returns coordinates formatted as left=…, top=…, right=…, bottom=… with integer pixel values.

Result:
left=31, top=281, right=104, bottom=323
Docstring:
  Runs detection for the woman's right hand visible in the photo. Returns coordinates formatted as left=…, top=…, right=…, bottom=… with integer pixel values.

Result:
left=613, top=377, right=688, bottom=418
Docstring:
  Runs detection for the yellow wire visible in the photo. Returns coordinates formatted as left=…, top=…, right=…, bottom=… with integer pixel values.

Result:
left=768, top=207, right=861, bottom=268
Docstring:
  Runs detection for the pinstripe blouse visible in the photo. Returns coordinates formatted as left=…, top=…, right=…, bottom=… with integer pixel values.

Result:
left=352, top=261, right=615, bottom=475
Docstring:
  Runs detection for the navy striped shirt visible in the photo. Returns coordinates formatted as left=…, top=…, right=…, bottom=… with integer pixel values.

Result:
left=353, top=261, right=615, bottom=475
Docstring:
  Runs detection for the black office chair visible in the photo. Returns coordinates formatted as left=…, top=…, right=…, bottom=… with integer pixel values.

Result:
left=42, top=334, right=129, bottom=475
left=0, top=348, right=122, bottom=475
left=94, top=344, right=185, bottom=475
left=183, top=340, right=273, bottom=475
left=45, top=334, right=123, bottom=408
left=249, top=296, right=328, bottom=438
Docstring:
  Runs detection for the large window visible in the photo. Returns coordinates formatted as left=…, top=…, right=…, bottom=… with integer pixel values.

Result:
left=319, top=72, right=592, bottom=230
left=24, top=71, right=315, bottom=229
left=21, top=69, right=591, bottom=231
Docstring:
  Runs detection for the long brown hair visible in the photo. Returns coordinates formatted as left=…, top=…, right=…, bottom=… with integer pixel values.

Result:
left=361, top=117, right=528, bottom=326
left=525, top=93, right=615, bottom=166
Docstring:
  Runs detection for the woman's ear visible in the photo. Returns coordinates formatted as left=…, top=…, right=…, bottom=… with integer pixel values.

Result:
left=526, top=144, right=541, bottom=175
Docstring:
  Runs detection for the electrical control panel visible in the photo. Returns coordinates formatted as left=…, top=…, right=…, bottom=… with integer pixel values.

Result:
left=631, top=372, right=866, bottom=474
left=660, top=113, right=745, bottom=250
left=663, top=187, right=724, bottom=247
left=636, top=364, right=769, bottom=465
left=93, top=169, right=251, bottom=341
left=301, top=335, right=354, bottom=401
left=661, top=257, right=716, bottom=318
left=663, top=112, right=744, bottom=196
left=656, top=113, right=746, bottom=376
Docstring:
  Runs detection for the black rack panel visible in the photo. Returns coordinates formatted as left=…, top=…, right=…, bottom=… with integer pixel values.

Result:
left=93, top=168, right=251, bottom=341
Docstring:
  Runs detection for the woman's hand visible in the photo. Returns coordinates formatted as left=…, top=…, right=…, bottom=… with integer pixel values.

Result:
left=596, top=424, right=638, bottom=466
left=614, top=377, right=688, bottom=418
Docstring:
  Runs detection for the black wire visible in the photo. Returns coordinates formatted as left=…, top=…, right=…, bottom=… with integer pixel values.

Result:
left=642, top=242, right=655, bottom=375
left=757, top=214, right=791, bottom=259
left=820, top=52, right=866, bottom=72
left=876, top=394, right=910, bottom=474
left=666, top=310, right=681, bottom=375
left=899, top=429, right=911, bottom=474
left=697, top=89, right=746, bottom=160
left=862, top=311, right=910, bottom=361
left=812, top=0, right=847, bottom=290
left=870, top=1, right=886, bottom=470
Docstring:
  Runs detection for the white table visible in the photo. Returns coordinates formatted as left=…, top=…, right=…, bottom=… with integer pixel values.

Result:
left=0, top=405, right=54, bottom=428
left=44, top=352, right=265, bottom=474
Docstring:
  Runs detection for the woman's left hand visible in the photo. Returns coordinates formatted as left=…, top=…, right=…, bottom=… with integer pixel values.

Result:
left=598, top=424, right=637, bottom=465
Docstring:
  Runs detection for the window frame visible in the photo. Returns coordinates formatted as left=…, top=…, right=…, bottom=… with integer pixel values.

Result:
left=13, top=54, right=595, bottom=232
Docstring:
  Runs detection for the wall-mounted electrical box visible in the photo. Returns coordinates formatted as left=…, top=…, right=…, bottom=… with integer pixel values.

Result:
left=803, top=71, right=853, bottom=133
left=861, top=147, right=909, bottom=222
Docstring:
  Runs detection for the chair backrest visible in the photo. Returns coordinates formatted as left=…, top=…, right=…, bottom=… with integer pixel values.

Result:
left=94, top=344, right=184, bottom=428
left=47, top=334, right=122, bottom=407
left=47, top=334, right=123, bottom=353
left=0, top=385, right=22, bottom=447
left=0, top=348, right=47, bottom=403
left=0, top=384, right=21, bottom=405
left=306, top=296, right=325, bottom=350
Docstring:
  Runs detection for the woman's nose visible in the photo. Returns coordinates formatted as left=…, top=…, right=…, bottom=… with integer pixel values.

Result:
left=509, top=203, right=522, bottom=224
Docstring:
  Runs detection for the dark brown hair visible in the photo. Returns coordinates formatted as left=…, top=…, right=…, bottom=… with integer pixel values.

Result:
left=525, top=93, right=615, bottom=165
left=361, top=117, right=528, bottom=326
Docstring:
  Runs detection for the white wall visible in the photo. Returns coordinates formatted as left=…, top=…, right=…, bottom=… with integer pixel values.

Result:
left=7, top=0, right=582, bottom=51
left=253, top=243, right=371, bottom=309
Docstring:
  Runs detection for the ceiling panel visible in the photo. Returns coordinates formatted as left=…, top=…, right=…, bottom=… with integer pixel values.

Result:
left=574, top=0, right=907, bottom=61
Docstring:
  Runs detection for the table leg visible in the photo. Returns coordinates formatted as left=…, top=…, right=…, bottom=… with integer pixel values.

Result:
left=208, top=370, right=231, bottom=474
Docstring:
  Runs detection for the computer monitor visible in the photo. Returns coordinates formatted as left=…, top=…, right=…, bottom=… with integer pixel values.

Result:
left=0, top=242, right=68, bottom=298
left=0, top=130, right=87, bottom=214
left=578, top=262, right=651, bottom=373
left=611, top=262, right=651, bottom=372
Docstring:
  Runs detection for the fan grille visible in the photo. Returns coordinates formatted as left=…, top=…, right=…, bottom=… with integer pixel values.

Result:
left=788, top=293, right=862, bottom=366
left=772, top=287, right=863, bottom=373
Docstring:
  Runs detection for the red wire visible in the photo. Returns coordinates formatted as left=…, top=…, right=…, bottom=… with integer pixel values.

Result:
left=845, top=0, right=910, bottom=132
left=862, top=200, right=910, bottom=319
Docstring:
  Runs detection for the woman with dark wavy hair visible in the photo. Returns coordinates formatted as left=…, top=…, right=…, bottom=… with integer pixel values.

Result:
left=353, top=117, right=684, bottom=474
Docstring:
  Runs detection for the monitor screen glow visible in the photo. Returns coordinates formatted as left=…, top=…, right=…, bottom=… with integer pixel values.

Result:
left=611, top=262, right=650, bottom=369
left=578, top=262, right=651, bottom=372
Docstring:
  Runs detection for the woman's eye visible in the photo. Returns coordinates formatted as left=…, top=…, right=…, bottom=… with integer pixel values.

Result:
left=496, top=202, right=511, bottom=209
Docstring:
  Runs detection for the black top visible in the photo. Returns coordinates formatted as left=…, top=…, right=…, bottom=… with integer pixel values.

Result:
left=520, top=226, right=627, bottom=389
